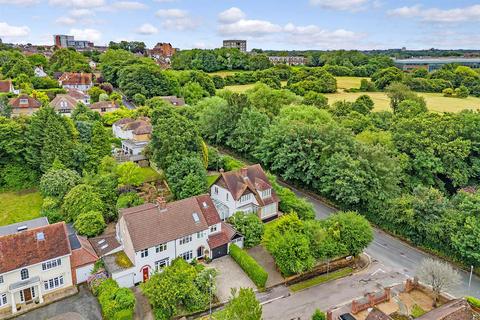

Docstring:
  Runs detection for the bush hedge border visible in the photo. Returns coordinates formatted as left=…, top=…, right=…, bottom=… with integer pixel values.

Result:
left=229, top=244, right=268, bottom=289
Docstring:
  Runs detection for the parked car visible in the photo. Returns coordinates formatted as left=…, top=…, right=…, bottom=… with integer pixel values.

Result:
left=339, top=313, right=356, bottom=320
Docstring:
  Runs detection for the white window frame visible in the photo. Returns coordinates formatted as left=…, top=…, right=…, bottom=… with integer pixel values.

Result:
left=0, top=275, right=3, bottom=284
left=155, top=243, right=167, bottom=253
left=241, top=193, right=252, bottom=203
left=140, top=248, right=149, bottom=258
left=44, top=275, right=64, bottom=291
left=179, top=235, right=192, bottom=245
left=210, top=225, right=217, bottom=233
left=214, top=186, right=219, bottom=195
left=155, top=258, right=169, bottom=271
left=262, top=189, right=272, bottom=199
left=20, top=268, right=29, bottom=280
left=0, top=293, right=6, bottom=307
left=42, top=258, right=62, bottom=271
left=179, top=251, right=193, bottom=261
left=197, top=231, right=204, bottom=239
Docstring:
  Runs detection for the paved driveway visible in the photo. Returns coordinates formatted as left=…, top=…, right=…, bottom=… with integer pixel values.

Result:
left=247, top=246, right=284, bottom=288
left=208, top=256, right=256, bottom=302
left=16, top=285, right=102, bottom=320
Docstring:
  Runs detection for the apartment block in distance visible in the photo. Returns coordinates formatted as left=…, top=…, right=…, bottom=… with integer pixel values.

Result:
left=53, top=35, right=93, bottom=50
left=223, top=40, right=247, bottom=52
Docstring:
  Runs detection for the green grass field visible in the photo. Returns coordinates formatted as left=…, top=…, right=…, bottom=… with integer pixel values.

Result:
left=0, top=190, right=43, bottom=226
left=207, top=174, right=220, bottom=187
left=336, top=76, right=368, bottom=90
left=209, top=70, right=246, bottom=78
left=138, top=167, right=163, bottom=183
left=289, top=267, right=353, bottom=292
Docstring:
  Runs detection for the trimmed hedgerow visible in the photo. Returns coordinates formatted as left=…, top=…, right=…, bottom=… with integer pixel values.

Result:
left=229, top=244, right=268, bottom=289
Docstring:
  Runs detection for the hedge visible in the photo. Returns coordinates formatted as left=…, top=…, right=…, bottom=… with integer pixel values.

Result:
left=466, top=296, right=480, bottom=308
left=95, top=278, right=135, bottom=320
left=229, top=244, right=268, bottom=288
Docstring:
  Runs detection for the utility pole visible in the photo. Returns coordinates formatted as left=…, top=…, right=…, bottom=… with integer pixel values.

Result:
left=209, top=273, right=213, bottom=319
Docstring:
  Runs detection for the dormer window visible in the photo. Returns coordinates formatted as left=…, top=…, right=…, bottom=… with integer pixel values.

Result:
left=20, top=268, right=29, bottom=280
left=19, top=98, right=28, bottom=105
left=240, top=193, right=252, bottom=203
left=261, top=189, right=272, bottom=199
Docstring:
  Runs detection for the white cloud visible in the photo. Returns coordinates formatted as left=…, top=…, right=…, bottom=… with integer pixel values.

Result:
left=112, top=1, right=147, bottom=10
left=154, top=0, right=177, bottom=2
left=0, top=0, right=39, bottom=5
left=70, top=8, right=93, bottom=17
left=310, top=0, right=369, bottom=11
left=219, top=19, right=282, bottom=36
left=0, top=22, right=30, bottom=38
left=55, top=17, right=76, bottom=25
left=69, top=28, right=102, bottom=41
left=388, top=4, right=480, bottom=23
left=283, top=23, right=364, bottom=48
left=136, top=23, right=158, bottom=35
left=49, top=0, right=104, bottom=8
left=218, top=7, right=246, bottom=23
left=156, top=9, right=199, bottom=30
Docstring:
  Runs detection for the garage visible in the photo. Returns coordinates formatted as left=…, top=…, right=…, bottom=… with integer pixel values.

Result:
left=211, top=244, right=228, bottom=259
left=114, top=272, right=135, bottom=288
left=75, top=263, right=94, bottom=284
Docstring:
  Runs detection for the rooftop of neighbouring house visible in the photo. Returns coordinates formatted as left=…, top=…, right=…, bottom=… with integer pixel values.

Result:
left=120, top=195, right=221, bottom=251
left=114, top=117, right=152, bottom=135
left=0, top=79, right=12, bottom=93
left=9, top=94, right=42, bottom=108
left=0, top=222, right=71, bottom=274
left=58, top=72, right=93, bottom=85
left=0, top=217, right=49, bottom=237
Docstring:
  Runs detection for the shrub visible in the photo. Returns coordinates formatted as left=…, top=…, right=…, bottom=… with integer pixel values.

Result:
left=228, top=212, right=264, bottom=248
left=411, top=304, right=426, bottom=318
left=442, top=88, right=454, bottom=97
left=466, top=296, right=480, bottom=308
left=113, top=309, right=133, bottom=320
left=222, top=155, right=246, bottom=171
left=0, top=163, right=38, bottom=190
left=229, top=244, right=268, bottom=288
left=74, top=211, right=106, bottom=237
left=312, top=309, right=326, bottom=320
left=116, top=192, right=144, bottom=209
left=61, top=184, right=104, bottom=222
left=39, top=168, right=81, bottom=199
left=96, top=279, right=135, bottom=320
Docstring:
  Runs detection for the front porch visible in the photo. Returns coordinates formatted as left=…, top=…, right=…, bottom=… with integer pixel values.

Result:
left=0, top=285, right=77, bottom=319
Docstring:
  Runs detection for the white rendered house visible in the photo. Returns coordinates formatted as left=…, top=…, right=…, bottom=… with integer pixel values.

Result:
left=210, top=164, right=280, bottom=221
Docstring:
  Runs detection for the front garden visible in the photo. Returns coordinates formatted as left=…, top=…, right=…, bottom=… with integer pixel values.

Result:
left=0, top=190, right=43, bottom=226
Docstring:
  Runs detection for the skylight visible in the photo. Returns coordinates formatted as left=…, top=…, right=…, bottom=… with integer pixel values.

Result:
left=101, top=244, right=109, bottom=250
left=36, top=232, right=45, bottom=241
left=202, top=202, right=208, bottom=208
left=98, top=239, right=106, bottom=245
left=192, top=213, right=200, bottom=223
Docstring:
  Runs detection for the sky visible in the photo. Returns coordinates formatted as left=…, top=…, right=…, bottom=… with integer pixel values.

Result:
left=1, top=0, right=480, bottom=51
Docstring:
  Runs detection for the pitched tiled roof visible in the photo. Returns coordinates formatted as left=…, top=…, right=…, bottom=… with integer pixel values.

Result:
left=215, top=164, right=280, bottom=206
left=121, top=195, right=221, bottom=251
left=196, top=195, right=221, bottom=226
left=0, top=222, right=71, bottom=274
left=88, top=233, right=122, bottom=257
left=114, top=118, right=135, bottom=126
left=9, top=94, right=42, bottom=109
left=90, top=101, right=118, bottom=110
left=207, top=231, right=229, bottom=249
left=59, top=72, right=92, bottom=86
left=123, top=119, right=152, bottom=135
left=67, top=89, right=89, bottom=100
left=50, top=94, right=78, bottom=110
left=0, top=80, right=12, bottom=93
left=366, top=309, right=392, bottom=320
left=70, top=236, right=99, bottom=268
left=417, top=299, right=473, bottom=320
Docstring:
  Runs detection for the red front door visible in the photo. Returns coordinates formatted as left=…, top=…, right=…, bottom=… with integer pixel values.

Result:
left=142, top=267, right=149, bottom=282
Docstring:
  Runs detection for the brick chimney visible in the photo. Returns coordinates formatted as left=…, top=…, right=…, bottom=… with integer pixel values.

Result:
left=240, top=167, right=248, bottom=179
left=156, top=196, right=167, bottom=211
left=219, top=168, right=224, bottom=173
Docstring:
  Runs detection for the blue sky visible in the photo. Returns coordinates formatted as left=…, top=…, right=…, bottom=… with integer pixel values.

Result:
left=1, top=0, right=480, bottom=50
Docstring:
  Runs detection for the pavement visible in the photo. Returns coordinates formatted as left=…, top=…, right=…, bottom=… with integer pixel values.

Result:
left=288, top=185, right=480, bottom=296
left=133, top=286, right=153, bottom=320
left=15, top=285, right=102, bottom=320
left=208, top=255, right=256, bottom=303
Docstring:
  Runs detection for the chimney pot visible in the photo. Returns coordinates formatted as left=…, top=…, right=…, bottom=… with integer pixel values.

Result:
left=219, top=168, right=224, bottom=173
left=240, top=167, right=248, bottom=177
left=156, top=196, right=167, bottom=211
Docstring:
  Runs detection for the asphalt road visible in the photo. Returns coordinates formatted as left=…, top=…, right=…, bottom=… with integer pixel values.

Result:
left=290, top=186, right=480, bottom=298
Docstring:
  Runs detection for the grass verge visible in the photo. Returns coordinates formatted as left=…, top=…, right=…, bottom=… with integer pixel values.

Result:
left=289, top=267, right=353, bottom=292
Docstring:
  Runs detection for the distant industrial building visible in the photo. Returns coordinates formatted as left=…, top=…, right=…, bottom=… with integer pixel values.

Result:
left=54, top=35, right=93, bottom=50
left=395, top=57, right=480, bottom=72
left=268, top=56, right=307, bottom=66
left=223, top=40, right=247, bottom=52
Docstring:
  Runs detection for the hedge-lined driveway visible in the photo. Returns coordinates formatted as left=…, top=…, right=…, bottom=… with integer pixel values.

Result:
left=247, top=246, right=284, bottom=288
left=209, top=256, right=256, bottom=302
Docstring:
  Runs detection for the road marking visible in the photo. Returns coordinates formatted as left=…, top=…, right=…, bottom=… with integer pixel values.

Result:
left=371, top=268, right=386, bottom=276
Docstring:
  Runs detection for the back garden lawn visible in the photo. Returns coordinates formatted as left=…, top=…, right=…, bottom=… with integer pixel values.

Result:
left=0, top=189, right=43, bottom=226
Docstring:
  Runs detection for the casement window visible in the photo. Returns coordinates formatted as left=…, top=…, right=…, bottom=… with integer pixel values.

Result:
left=155, top=258, right=169, bottom=271
left=0, top=293, right=6, bottom=306
left=197, top=231, right=204, bottom=239
left=240, top=194, right=252, bottom=203
left=20, top=268, right=29, bottom=280
left=214, top=187, right=219, bottom=195
left=43, top=275, right=64, bottom=291
left=226, top=193, right=229, bottom=201
left=42, top=258, right=62, bottom=271
left=179, top=235, right=192, bottom=245
left=140, top=249, right=149, bottom=258
left=262, top=189, right=272, bottom=199
left=0, top=275, right=3, bottom=284
left=179, top=251, right=193, bottom=261
left=155, top=243, right=167, bottom=253
left=210, top=225, right=218, bottom=233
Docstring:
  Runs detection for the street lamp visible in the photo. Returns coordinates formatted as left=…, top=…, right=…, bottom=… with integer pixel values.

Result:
left=209, top=273, right=213, bottom=319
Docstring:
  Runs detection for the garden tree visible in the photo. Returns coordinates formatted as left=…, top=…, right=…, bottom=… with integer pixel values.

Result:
left=90, top=121, right=112, bottom=163
left=0, top=116, right=26, bottom=165
left=303, top=91, right=329, bottom=109
left=181, top=81, right=209, bottom=104
left=395, top=99, right=428, bottom=118
left=211, top=74, right=225, bottom=89
left=118, top=63, right=180, bottom=99
left=99, top=82, right=114, bottom=94
left=83, top=168, right=119, bottom=222
left=116, top=161, right=144, bottom=188
left=223, top=288, right=262, bottom=320
left=71, top=103, right=100, bottom=121
left=165, top=156, right=208, bottom=199
left=31, top=90, right=50, bottom=107
left=356, top=130, right=395, bottom=151
left=0, top=163, right=38, bottom=190
left=133, top=93, right=146, bottom=106
left=412, top=68, right=429, bottom=78
left=116, top=192, right=144, bottom=209
left=6, top=59, right=34, bottom=78
left=88, top=86, right=107, bottom=103
left=96, top=279, right=136, bottom=320
left=150, top=106, right=203, bottom=169
left=39, top=167, right=81, bottom=199
left=228, top=212, right=264, bottom=248
left=385, top=82, right=426, bottom=113
left=312, top=309, right=326, bottom=320
left=443, top=88, right=454, bottom=97
left=27, top=53, right=48, bottom=67
left=352, top=95, right=374, bottom=115
left=49, top=48, right=90, bottom=72
left=31, top=76, right=60, bottom=89
left=451, top=215, right=480, bottom=267
left=101, top=106, right=135, bottom=126
left=73, top=210, right=106, bottom=237
left=141, top=258, right=214, bottom=319
left=416, top=258, right=461, bottom=306
left=287, top=68, right=337, bottom=95
left=245, top=83, right=301, bottom=118
left=24, top=106, right=77, bottom=173
left=278, top=105, right=333, bottom=126
left=227, top=107, right=270, bottom=156
left=0, top=95, right=12, bottom=117
left=99, top=93, right=109, bottom=102
left=339, top=111, right=372, bottom=134
left=61, top=184, right=105, bottom=222
left=455, top=85, right=470, bottom=98
left=248, top=53, right=273, bottom=70
left=323, top=211, right=373, bottom=256
left=371, top=67, right=404, bottom=89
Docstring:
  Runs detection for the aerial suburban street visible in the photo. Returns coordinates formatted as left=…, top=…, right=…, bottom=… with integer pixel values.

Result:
left=292, top=186, right=480, bottom=297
